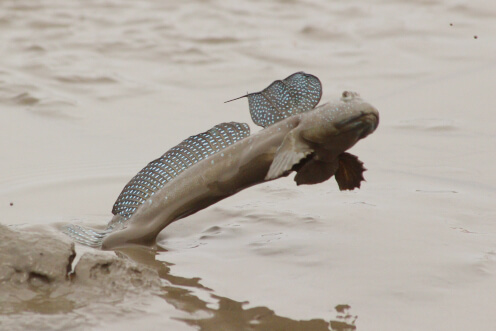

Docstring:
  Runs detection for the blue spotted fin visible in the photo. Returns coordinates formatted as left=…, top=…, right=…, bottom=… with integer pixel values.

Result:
left=225, top=72, right=322, bottom=128
left=62, top=224, right=112, bottom=248
left=111, top=122, right=251, bottom=221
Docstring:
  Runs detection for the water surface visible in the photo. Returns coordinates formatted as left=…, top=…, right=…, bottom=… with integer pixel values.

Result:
left=1, top=0, right=495, bottom=330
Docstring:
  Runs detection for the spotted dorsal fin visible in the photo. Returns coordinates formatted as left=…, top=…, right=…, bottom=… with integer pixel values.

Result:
left=226, top=72, right=322, bottom=128
left=112, top=122, right=250, bottom=220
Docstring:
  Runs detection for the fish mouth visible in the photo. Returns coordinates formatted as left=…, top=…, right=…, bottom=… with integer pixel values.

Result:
left=335, top=108, right=379, bottom=139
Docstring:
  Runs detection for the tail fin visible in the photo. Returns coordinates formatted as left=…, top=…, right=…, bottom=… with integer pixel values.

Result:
left=62, top=224, right=112, bottom=248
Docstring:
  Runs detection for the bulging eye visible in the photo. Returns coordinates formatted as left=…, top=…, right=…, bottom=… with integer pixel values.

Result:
left=341, top=91, right=360, bottom=101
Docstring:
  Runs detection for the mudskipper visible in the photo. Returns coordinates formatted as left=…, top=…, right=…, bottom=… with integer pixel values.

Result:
left=63, top=72, right=379, bottom=249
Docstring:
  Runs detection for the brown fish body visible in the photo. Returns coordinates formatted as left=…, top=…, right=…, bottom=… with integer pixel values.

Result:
left=101, top=93, right=379, bottom=250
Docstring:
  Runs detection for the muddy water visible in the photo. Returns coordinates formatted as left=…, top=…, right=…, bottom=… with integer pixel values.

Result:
left=1, top=0, right=496, bottom=330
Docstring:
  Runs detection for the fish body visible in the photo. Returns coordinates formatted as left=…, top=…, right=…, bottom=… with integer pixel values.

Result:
left=97, top=92, right=378, bottom=250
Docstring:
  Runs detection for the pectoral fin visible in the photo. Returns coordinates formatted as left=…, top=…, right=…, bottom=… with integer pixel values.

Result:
left=294, top=159, right=339, bottom=185
left=294, top=159, right=338, bottom=185
left=334, top=152, right=366, bottom=190
left=265, top=130, right=313, bottom=180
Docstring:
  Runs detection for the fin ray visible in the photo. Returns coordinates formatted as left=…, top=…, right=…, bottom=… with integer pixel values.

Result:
left=62, top=224, right=111, bottom=248
left=265, top=129, right=313, bottom=180
left=334, top=152, right=367, bottom=190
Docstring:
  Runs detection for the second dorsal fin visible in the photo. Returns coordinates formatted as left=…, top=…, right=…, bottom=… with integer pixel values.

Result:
left=112, top=122, right=250, bottom=220
left=226, top=72, right=322, bottom=128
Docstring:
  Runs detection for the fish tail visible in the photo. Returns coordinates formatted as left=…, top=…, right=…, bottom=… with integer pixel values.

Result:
left=62, top=224, right=111, bottom=248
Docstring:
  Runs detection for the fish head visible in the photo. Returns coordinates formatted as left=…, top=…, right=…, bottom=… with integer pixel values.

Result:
left=266, top=93, right=379, bottom=183
left=283, top=92, right=379, bottom=188
left=300, top=91, right=379, bottom=153
left=334, top=91, right=379, bottom=139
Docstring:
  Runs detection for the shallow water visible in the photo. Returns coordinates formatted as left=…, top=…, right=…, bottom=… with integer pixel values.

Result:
left=1, top=0, right=496, bottom=330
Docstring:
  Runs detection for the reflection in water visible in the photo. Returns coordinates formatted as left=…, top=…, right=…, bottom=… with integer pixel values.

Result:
left=117, top=248, right=357, bottom=331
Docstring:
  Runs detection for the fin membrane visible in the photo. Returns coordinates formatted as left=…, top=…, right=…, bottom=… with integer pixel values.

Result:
left=62, top=224, right=111, bottom=248
left=227, top=72, right=322, bottom=128
left=265, top=129, right=313, bottom=180
left=334, top=152, right=366, bottom=190
left=112, top=122, right=250, bottom=221
left=294, top=158, right=339, bottom=186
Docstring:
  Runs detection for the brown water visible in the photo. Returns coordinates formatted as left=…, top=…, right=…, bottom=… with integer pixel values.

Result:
left=1, top=0, right=496, bottom=330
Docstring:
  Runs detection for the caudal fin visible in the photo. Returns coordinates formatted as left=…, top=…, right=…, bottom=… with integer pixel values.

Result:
left=62, top=224, right=111, bottom=248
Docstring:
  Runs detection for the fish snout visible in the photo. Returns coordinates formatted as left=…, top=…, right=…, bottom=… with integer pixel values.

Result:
left=334, top=104, right=379, bottom=139
left=358, top=109, right=379, bottom=138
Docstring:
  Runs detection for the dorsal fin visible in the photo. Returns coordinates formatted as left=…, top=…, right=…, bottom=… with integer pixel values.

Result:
left=226, top=72, right=322, bottom=128
left=112, top=122, right=250, bottom=220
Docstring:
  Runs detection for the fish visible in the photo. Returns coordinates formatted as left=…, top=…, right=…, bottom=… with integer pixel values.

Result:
left=63, top=73, right=379, bottom=250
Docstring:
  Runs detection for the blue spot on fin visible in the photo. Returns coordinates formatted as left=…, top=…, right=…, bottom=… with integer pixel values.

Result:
left=227, top=72, right=322, bottom=128
left=62, top=224, right=111, bottom=248
left=111, top=122, right=251, bottom=221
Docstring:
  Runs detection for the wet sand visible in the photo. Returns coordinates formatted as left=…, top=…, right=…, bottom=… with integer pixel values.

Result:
left=1, top=0, right=495, bottom=330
